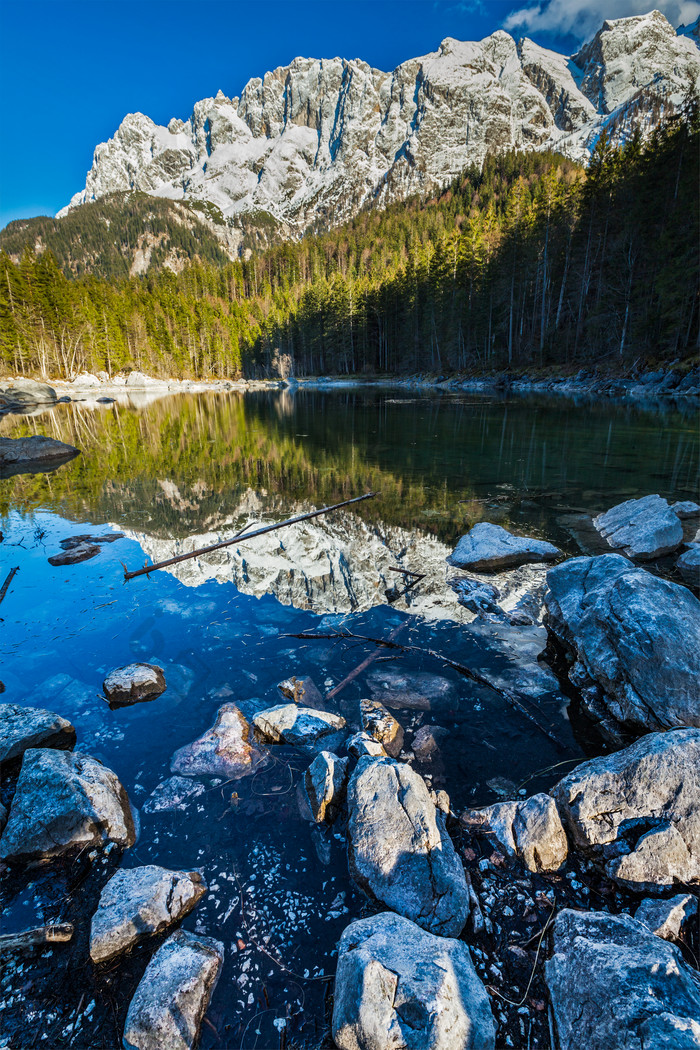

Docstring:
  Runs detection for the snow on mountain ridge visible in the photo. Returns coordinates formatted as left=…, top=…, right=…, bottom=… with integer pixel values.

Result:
left=59, top=12, right=700, bottom=231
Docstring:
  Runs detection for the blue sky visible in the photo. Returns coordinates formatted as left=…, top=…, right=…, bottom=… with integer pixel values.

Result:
left=1, top=0, right=697, bottom=229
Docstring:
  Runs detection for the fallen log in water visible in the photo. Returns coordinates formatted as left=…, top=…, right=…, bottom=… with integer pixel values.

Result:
left=122, top=492, right=377, bottom=581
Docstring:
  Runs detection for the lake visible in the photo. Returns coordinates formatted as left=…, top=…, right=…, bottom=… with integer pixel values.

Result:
left=0, top=386, right=697, bottom=1048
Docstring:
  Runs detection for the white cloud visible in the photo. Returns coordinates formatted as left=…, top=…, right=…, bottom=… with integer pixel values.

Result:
left=502, top=0, right=700, bottom=43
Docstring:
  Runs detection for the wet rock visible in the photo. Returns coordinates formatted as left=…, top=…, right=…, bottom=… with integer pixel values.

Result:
left=277, top=675, right=324, bottom=708
left=0, top=749, right=136, bottom=863
left=90, top=865, right=206, bottom=964
left=544, top=554, right=700, bottom=738
left=332, top=911, right=496, bottom=1050
left=672, top=501, right=700, bottom=520
left=634, top=894, right=698, bottom=942
left=447, top=522, right=561, bottom=572
left=546, top=909, right=700, bottom=1050
left=678, top=545, right=700, bottom=587
left=347, top=756, right=470, bottom=937
left=122, top=928, right=223, bottom=1050
left=253, top=704, right=345, bottom=745
left=367, top=670, right=455, bottom=711
left=0, top=801, right=7, bottom=834
left=143, top=776, right=206, bottom=813
left=0, top=378, right=57, bottom=407
left=449, top=576, right=502, bottom=616
left=171, top=704, right=266, bottom=779
left=551, top=729, right=700, bottom=891
left=0, top=435, right=79, bottom=476
left=462, top=793, right=568, bottom=874
left=0, top=702, right=75, bottom=765
left=359, top=698, right=404, bottom=758
left=304, top=750, right=349, bottom=823
left=593, top=494, right=684, bottom=559
left=411, top=724, right=448, bottom=763
left=48, top=543, right=101, bottom=566
left=347, top=731, right=387, bottom=759
left=103, top=663, right=167, bottom=706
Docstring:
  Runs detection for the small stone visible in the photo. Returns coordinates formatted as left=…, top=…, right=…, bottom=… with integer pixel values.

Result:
left=346, top=731, right=387, bottom=759
left=634, top=894, right=698, bottom=942
left=253, top=704, right=345, bottom=745
left=412, top=724, right=448, bottom=763
left=0, top=703, right=75, bottom=765
left=677, top=545, right=700, bottom=587
left=90, top=866, right=206, bottom=964
left=672, top=501, right=700, bottom=520
left=171, top=704, right=266, bottom=779
left=447, top=522, right=560, bottom=572
left=304, top=751, right=349, bottom=823
left=122, top=929, right=223, bottom=1050
left=462, top=793, right=568, bottom=874
left=103, top=663, right=166, bottom=706
left=359, top=698, right=404, bottom=757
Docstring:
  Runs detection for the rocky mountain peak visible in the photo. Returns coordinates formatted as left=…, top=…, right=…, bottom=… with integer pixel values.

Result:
left=57, top=13, right=700, bottom=235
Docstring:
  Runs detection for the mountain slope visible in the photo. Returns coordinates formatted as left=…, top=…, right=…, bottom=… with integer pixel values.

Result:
left=58, top=12, right=699, bottom=235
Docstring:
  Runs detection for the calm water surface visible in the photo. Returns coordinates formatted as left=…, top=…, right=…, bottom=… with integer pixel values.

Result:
left=0, top=388, right=697, bottom=1048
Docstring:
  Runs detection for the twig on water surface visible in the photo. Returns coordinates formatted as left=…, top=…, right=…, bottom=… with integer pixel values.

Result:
left=283, top=630, right=563, bottom=747
left=0, top=565, right=19, bottom=607
left=325, top=621, right=408, bottom=700
left=122, top=492, right=377, bottom=581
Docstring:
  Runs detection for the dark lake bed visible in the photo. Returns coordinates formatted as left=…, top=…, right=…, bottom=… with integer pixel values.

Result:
left=1, top=387, right=698, bottom=1049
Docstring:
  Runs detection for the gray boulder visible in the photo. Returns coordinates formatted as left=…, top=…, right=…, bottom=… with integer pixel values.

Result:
left=447, top=522, right=560, bottom=572
left=546, top=909, right=700, bottom=1050
left=0, top=435, right=79, bottom=475
left=0, top=378, right=57, bottom=407
left=635, top=894, right=698, bottom=943
left=678, top=545, right=700, bottom=587
left=0, top=749, right=136, bottom=862
left=593, top=494, right=684, bottom=559
left=367, top=670, right=455, bottom=711
left=463, top=793, right=568, bottom=873
left=253, top=704, right=345, bottom=745
left=122, top=928, right=223, bottom=1050
left=103, top=663, right=166, bottom=706
left=359, top=698, right=404, bottom=757
left=346, top=732, right=387, bottom=759
left=0, top=703, right=75, bottom=765
left=672, top=501, right=700, bottom=520
left=544, top=554, right=700, bottom=738
left=304, top=750, right=348, bottom=823
left=91, top=865, right=206, bottom=964
left=332, top=912, right=495, bottom=1050
left=347, top=756, right=469, bottom=937
left=171, top=703, right=267, bottom=779
left=551, top=729, right=700, bottom=891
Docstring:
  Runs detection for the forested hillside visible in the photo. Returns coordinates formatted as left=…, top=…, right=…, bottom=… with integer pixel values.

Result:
left=1, top=106, right=697, bottom=380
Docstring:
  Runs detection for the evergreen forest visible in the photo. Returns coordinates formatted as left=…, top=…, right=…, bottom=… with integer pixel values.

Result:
left=1, top=105, right=697, bottom=381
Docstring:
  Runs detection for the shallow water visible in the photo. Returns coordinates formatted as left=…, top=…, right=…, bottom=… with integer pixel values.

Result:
left=0, top=388, right=697, bottom=1048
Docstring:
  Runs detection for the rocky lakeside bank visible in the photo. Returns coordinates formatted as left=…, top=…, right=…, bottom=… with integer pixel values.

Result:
left=1, top=460, right=699, bottom=1048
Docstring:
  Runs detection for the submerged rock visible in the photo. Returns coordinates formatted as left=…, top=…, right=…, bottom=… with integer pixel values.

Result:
left=366, top=670, right=455, bottom=711
left=359, top=698, right=404, bottom=757
left=544, top=554, right=700, bottom=738
left=447, top=522, right=560, bottom=572
left=551, top=729, right=700, bottom=891
left=171, top=703, right=266, bottom=779
left=90, top=865, right=206, bottom=964
left=277, top=675, right=324, bottom=708
left=0, top=749, right=136, bottom=863
left=332, top=912, right=496, bottom=1050
left=143, top=776, right=206, bottom=813
left=635, top=894, right=698, bottom=943
left=546, top=909, right=700, bottom=1050
left=347, top=756, right=469, bottom=937
left=253, top=704, right=345, bottom=745
left=103, top=663, right=167, bottom=706
left=0, top=703, right=75, bottom=765
left=48, top=543, right=101, bottom=566
left=593, top=494, right=684, bottom=559
left=304, top=750, right=349, bottom=823
left=122, top=928, right=223, bottom=1050
left=411, top=724, right=448, bottom=763
left=463, top=793, right=568, bottom=874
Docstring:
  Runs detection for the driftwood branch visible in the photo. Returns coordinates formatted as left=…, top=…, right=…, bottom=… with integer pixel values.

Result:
left=0, top=924, right=73, bottom=951
left=123, top=493, right=377, bottom=581
left=325, top=622, right=407, bottom=701
left=284, top=629, right=563, bottom=747
left=0, top=566, right=19, bottom=607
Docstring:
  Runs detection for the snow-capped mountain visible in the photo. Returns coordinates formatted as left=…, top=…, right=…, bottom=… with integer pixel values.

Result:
left=60, top=11, right=699, bottom=234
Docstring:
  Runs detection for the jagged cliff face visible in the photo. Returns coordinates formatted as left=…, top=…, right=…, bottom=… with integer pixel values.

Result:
left=60, top=12, right=699, bottom=232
